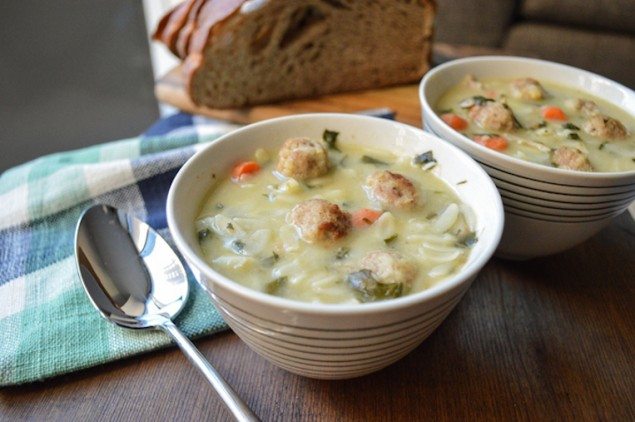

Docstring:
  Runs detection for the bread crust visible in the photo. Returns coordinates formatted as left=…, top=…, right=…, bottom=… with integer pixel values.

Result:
left=153, top=0, right=200, bottom=56
left=175, top=0, right=207, bottom=58
left=153, top=0, right=246, bottom=58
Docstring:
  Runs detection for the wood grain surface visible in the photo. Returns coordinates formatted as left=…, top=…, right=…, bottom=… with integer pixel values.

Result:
left=154, top=65, right=423, bottom=128
left=2, top=213, right=634, bottom=421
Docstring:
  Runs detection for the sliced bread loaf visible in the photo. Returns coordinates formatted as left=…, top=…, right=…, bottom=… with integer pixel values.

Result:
left=154, top=0, right=436, bottom=108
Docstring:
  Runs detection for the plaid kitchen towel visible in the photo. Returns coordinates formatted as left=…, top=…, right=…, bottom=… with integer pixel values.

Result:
left=0, top=109, right=396, bottom=386
left=0, top=113, right=241, bottom=386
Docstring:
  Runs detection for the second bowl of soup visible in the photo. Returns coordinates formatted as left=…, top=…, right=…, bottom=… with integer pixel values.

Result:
left=420, top=56, right=635, bottom=259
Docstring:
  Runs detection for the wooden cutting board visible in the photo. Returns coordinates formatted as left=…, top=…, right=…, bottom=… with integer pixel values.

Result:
left=154, top=65, right=423, bottom=128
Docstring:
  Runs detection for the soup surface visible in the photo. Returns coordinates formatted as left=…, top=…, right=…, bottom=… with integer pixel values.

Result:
left=435, top=75, right=635, bottom=172
left=195, top=132, right=476, bottom=304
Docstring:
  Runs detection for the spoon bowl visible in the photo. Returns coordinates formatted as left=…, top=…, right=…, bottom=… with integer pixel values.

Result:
left=75, top=205, right=188, bottom=328
left=75, top=204, right=258, bottom=422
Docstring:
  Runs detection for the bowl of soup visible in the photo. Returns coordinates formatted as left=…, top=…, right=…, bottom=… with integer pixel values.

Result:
left=167, top=113, right=503, bottom=379
left=419, top=56, right=635, bottom=259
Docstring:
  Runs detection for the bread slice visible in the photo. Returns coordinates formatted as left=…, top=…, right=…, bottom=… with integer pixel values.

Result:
left=154, top=0, right=436, bottom=108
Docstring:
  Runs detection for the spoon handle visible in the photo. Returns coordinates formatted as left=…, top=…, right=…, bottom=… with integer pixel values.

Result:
left=159, top=320, right=260, bottom=422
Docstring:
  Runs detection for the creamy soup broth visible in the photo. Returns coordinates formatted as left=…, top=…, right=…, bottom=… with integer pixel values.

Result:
left=435, top=76, right=635, bottom=172
left=195, top=134, right=476, bottom=304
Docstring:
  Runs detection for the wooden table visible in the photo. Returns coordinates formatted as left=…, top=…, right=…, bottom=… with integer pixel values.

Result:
left=2, top=73, right=634, bottom=420
left=2, top=207, right=633, bottom=421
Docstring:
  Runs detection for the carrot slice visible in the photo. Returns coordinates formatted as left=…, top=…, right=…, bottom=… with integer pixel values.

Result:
left=474, top=135, right=509, bottom=151
left=352, top=208, right=383, bottom=228
left=441, top=113, right=468, bottom=131
left=232, top=161, right=260, bottom=180
left=541, top=106, right=567, bottom=121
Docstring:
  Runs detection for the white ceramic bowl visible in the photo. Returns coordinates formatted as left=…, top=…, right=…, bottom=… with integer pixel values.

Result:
left=167, top=113, right=504, bottom=379
left=420, top=56, right=635, bottom=259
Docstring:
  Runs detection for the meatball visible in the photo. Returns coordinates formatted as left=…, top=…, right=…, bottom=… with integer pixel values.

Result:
left=582, top=114, right=628, bottom=140
left=511, top=78, right=546, bottom=101
left=550, top=146, right=593, bottom=172
left=359, top=251, right=417, bottom=286
left=288, top=199, right=351, bottom=243
left=276, top=137, right=329, bottom=180
left=565, top=98, right=600, bottom=116
left=364, top=171, right=418, bottom=210
left=346, top=251, right=417, bottom=301
left=468, top=101, right=516, bottom=132
left=462, top=74, right=482, bottom=90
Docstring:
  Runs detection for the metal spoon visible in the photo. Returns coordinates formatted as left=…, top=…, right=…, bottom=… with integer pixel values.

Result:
left=74, top=204, right=259, bottom=422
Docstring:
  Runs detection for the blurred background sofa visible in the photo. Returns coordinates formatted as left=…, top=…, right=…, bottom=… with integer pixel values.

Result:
left=1, top=0, right=633, bottom=170
left=434, top=0, right=635, bottom=87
